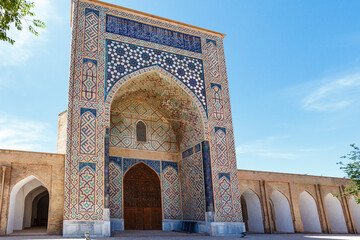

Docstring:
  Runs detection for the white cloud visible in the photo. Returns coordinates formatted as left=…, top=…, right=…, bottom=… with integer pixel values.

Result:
left=0, top=115, right=51, bottom=151
left=0, top=0, right=60, bottom=66
left=302, top=73, right=360, bottom=112
left=236, top=136, right=297, bottom=159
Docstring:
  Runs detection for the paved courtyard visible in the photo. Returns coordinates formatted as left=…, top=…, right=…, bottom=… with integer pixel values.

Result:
left=4, top=231, right=360, bottom=240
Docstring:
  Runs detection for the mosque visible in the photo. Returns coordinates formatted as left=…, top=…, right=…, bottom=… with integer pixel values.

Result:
left=0, top=0, right=359, bottom=237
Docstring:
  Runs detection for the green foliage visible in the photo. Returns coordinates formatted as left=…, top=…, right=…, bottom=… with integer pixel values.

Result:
left=0, top=0, right=45, bottom=44
left=336, top=144, right=360, bottom=203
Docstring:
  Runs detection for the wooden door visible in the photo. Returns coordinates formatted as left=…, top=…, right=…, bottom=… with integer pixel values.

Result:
left=124, top=163, right=162, bottom=230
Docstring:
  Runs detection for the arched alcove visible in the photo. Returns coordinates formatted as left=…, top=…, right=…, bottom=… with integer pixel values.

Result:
left=109, top=71, right=205, bottom=152
left=7, top=176, right=48, bottom=234
left=123, top=162, right=162, bottom=230
left=23, top=186, right=48, bottom=228
left=108, top=70, right=207, bottom=224
left=324, top=193, right=348, bottom=233
left=270, top=190, right=294, bottom=233
left=298, top=191, right=321, bottom=233
left=240, top=189, right=264, bottom=233
left=349, top=198, right=360, bottom=232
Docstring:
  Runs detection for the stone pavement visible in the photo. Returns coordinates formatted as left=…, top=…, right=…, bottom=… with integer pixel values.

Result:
left=3, top=231, right=360, bottom=240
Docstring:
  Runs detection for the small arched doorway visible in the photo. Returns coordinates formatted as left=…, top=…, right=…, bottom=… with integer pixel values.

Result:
left=124, top=163, right=162, bottom=230
left=240, top=189, right=264, bottom=233
left=270, top=190, right=294, bottom=233
left=324, top=193, right=348, bottom=233
left=7, top=176, right=49, bottom=235
left=298, top=191, right=321, bottom=233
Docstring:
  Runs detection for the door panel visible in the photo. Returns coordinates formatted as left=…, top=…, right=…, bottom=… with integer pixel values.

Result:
left=123, top=163, right=162, bottom=230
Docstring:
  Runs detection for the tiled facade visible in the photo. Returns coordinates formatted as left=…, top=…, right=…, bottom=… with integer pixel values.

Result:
left=64, top=0, right=243, bottom=236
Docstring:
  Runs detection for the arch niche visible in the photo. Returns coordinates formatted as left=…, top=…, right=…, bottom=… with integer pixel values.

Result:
left=7, top=176, right=49, bottom=235
left=240, top=189, right=264, bottom=233
left=123, top=162, right=162, bottom=230
left=270, top=190, right=294, bottom=233
left=324, top=193, right=348, bottom=233
left=106, top=68, right=207, bottom=228
left=298, top=191, right=321, bottom=233
left=349, top=198, right=360, bottom=232
left=105, top=67, right=207, bottom=152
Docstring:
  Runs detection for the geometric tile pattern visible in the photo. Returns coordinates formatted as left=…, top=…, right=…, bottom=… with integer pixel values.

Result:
left=215, top=127, right=228, bottom=166
left=109, top=157, right=122, bottom=218
left=162, top=164, right=182, bottom=219
left=84, top=8, right=99, bottom=53
left=78, top=162, right=96, bottom=212
left=81, top=59, right=97, bottom=101
left=211, top=83, right=224, bottom=121
left=106, top=14, right=202, bottom=54
left=110, top=100, right=177, bottom=152
left=108, top=71, right=204, bottom=152
left=106, top=39, right=207, bottom=113
left=204, top=39, right=243, bottom=222
left=123, top=158, right=161, bottom=176
left=206, top=39, right=219, bottom=78
left=218, top=173, right=234, bottom=216
left=180, top=149, right=205, bottom=220
left=66, top=0, right=242, bottom=224
left=202, top=141, right=215, bottom=212
left=80, top=109, right=96, bottom=155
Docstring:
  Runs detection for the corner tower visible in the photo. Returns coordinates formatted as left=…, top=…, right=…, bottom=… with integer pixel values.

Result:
left=64, top=0, right=244, bottom=236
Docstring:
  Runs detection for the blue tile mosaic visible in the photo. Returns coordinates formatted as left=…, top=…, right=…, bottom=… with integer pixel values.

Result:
left=123, top=158, right=161, bottom=175
left=161, top=161, right=178, bottom=173
left=80, top=108, right=97, bottom=117
left=182, top=147, right=193, bottom=159
left=106, top=14, right=202, bottom=53
left=105, top=39, right=207, bottom=113
left=202, top=141, right=214, bottom=212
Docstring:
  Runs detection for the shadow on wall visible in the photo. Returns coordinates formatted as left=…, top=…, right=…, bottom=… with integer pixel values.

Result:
left=7, top=176, right=49, bottom=234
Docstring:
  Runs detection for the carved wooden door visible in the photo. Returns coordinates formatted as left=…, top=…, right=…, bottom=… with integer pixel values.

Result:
left=124, top=163, right=162, bottom=230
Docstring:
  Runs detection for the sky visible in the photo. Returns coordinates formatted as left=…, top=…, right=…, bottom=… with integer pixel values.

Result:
left=0, top=0, right=359, bottom=178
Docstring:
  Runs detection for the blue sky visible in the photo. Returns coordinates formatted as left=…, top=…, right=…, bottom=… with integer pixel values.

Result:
left=0, top=0, right=359, bottom=178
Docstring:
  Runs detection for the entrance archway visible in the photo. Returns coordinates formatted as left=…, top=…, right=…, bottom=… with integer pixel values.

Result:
left=240, top=189, right=264, bottom=233
left=124, top=163, right=162, bottom=230
left=270, top=190, right=294, bottom=233
left=7, top=176, right=49, bottom=235
left=324, top=193, right=348, bottom=233
left=298, top=191, right=321, bottom=233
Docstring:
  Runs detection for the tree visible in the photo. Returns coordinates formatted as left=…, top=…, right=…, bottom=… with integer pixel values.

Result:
left=0, top=0, right=45, bottom=44
left=336, top=144, right=360, bottom=203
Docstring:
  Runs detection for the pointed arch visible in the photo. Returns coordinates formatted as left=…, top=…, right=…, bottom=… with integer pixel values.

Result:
left=270, top=190, right=294, bottom=233
left=324, top=193, right=348, bottom=233
left=136, top=120, right=147, bottom=142
left=123, top=162, right=162, bottom=230
left=349, top=198, right=360, bottom=232
left=240, top=189, right=264, bottom=233
left=7, top=176, right=48, bottom=234
left=123, top=161, right=161, bottom=180
left=298, top=191, right=321, bottom=233
left=104, top=66, right=208, bottom=136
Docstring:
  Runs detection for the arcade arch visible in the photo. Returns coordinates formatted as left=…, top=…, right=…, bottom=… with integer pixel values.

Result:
left=7, top=176, right=49, bottom=234
left=298, top=191, right=321, bottom=233
left=240, top=189, right=264, bottom=233
left=349, top=198, right=360, bottom=232
left=324, top=193, right=348, bottom=233
left=270, top=190, right=294, bottom=233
